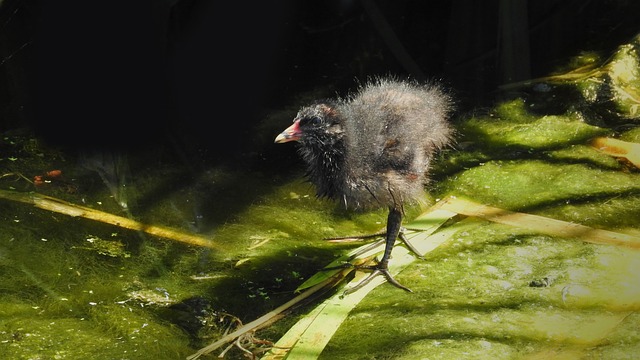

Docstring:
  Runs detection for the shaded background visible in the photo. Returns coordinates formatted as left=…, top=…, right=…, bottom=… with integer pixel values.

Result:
left=1, top=0, right=640, bottom=167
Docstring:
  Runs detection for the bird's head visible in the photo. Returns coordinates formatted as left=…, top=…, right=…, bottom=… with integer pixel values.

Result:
left=274, top=102, right=343, bottom=145
left=274, top=102, right=346, bottom=201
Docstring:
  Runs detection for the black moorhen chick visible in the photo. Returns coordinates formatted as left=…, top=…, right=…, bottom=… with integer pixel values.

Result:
left=275, top=77, right=454, bottom=293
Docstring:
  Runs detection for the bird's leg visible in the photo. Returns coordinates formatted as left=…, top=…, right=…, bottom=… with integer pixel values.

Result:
left=343, top=207, right=412, bottom=295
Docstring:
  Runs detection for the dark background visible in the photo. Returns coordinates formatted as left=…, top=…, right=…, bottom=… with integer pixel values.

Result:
left=1, top=0, right=639, bottom=167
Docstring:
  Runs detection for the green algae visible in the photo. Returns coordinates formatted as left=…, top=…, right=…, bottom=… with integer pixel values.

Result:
left=620, top=126, right=640, bottom=142
left=460, top=99, right=609, bottom=152
left=1, top=36, right=640, bottom=360
left=546, top=144, right=622, bottom=169
left=2, top=121, right=639, bottom=360
left=2, top=115, right=640, bottom=360
left=439, top=160, right=640, bottom=208
left=1, top=301, right=191, bottom=360
left=318, top=219, right=640, bottom=360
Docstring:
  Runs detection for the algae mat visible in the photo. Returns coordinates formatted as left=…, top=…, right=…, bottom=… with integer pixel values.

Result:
left=256, top=197, right=640, bottom=360
left=2, top=32, right=640, bottom=360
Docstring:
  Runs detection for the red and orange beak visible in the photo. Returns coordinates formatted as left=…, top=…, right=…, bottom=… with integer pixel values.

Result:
left=274, top=120, right=302, bottom=143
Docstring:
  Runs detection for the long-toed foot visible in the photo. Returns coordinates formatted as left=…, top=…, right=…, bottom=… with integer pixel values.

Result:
left=341, top=260, right=412, bottom=296
left=326, top=227, right=425, bottom=260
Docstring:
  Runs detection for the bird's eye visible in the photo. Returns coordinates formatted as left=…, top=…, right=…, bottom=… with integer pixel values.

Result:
left=301, top=116, right=322, bottom=126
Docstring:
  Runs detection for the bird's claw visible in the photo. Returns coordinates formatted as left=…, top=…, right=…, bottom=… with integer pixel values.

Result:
left=329, top=228, right=424, bottom=260
left=398, top=229, right=425, bottom=260
left=341, top=262, right=413, bottom=297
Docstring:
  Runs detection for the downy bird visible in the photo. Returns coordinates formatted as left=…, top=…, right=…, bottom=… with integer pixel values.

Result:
left=275, top=77, right=454, bottom=292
